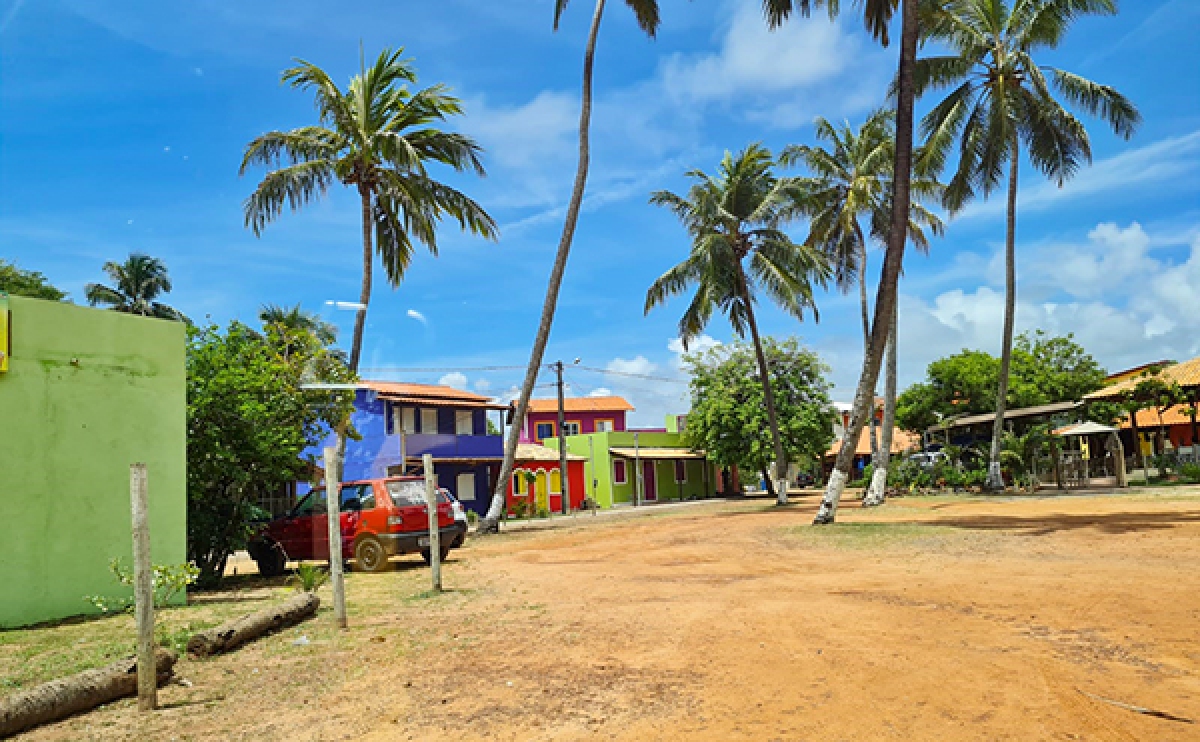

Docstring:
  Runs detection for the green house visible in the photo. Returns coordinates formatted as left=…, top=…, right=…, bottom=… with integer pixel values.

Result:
left=0, top=295, right=186, bottom=627
left=547, top=429, right=716, bottom=508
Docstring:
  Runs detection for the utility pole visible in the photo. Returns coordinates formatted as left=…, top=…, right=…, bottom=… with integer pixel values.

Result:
left=554, top=360, right=571, bottom=515
left=323, top=447, right=347, bottom=629
left=129, top=463, right=156, bottom=711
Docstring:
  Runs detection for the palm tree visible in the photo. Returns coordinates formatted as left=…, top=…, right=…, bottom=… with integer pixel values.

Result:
left=240, top=47, right=497, bottom=380
left=259, top=303, right=341, bottom=362
left=84, top=253, right=186, bottom=321
left=480, top=0, right=662, bottom=532
left=644, top=144, right=830, bottom=505
left=259, top=303, right=338, bottom=346
left=781, top=110, right=944, bottom=507
left=916, top=0, right=1140, bottom=491
left=762, top=0, right=923, bottom=524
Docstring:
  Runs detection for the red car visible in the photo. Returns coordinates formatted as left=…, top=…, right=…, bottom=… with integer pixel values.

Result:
left=248, top=476, right=466, bottom=575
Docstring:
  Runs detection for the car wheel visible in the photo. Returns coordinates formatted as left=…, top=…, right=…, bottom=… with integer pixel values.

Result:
left=420, top=544, right=452, bottom=565
left=254, top=542, right=287, bottom=577
left=354, top=536, right=388, bottom=573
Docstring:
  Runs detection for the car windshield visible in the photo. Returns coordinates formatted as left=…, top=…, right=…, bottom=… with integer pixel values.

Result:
left=385, top=480, right=447, bottom=506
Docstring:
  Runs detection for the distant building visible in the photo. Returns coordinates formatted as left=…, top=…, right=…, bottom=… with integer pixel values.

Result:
left=301, top=381, right=510, bottom=516
left=507, top=443, right=587, bottom=514
left=519, top=395, right=634, bottom=443
left=552, top=430, right=716, bottom=508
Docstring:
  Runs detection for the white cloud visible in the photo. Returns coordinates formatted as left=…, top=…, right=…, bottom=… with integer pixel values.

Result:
left=406, top=309, right=428, bottom=325
left=657, top=5, right=887, bottom=126
left=467, top=91, right=577, bottom=172
left=893, top=222, right=1200, bottom=392
left=588, top=387, right=613, bottom=398
left=667, top=334, right=721, bottom=367
left=473, top=378, right=492, bottom=392
left=606, top=355, right=658, bottom=376
left=438, top=372, right=468, bottom=389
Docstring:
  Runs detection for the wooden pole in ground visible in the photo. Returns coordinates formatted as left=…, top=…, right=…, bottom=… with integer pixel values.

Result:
left=323, top=446, right=347, bottom=629
left=422, top=454, right=442, bottom=592
left=128, top=462, right=156, bottom=711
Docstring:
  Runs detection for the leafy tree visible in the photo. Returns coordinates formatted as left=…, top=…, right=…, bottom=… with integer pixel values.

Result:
left=84, top=253, right=186, bottom=321
left=764, top=0, right=923, bottom=524
left=644, top=144, right=829, bottom=505
left=259, top=303, right=342, bottom=362
left=683, top=338, right=835, bottom=493
left=916, top=0, right=1141, bottom=489
left=484, top=0, right=663, bottom=532
left=0, top=259, right=67, bottom=300
left=186, top=321, right=354, bottom=586
left=1000, top=423, right=1052, bottom=493
left=895, top=332, right=1106, bottom=432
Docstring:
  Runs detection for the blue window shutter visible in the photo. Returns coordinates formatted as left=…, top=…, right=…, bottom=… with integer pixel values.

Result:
left=384, top=402, right=394, bottom=435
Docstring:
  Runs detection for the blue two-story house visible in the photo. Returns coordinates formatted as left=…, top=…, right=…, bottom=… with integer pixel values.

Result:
left=304, top=381, right=509, bottom=515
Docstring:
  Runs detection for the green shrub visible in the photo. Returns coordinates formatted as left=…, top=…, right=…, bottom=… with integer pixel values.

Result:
left=1181, top=463, right=1200, bottom=484
left=466, top=510, right=479, bottom=525
left=289, top=562, right=329, bottom=593
left=85, top=559, right=199, bottom=614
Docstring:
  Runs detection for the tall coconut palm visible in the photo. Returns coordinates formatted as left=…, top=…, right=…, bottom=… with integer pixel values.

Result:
left=240, top=48, right=497, bottom=381
left=85, top=253, right=186, bottom=321
left=480, top=0, right=662, bottom=532
left=916, top=0, right=1140, bottom=490
left=762, top=0, right=923, bottom=524
left=259, top=303, right=338, bottom=346
left=644, top=144, right=830, bottom=505
left=780, top=110, right=944, bottom=507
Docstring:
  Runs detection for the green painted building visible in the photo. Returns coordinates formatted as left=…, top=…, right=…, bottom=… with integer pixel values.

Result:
left=549, top=430, right=715, bottom=508
left=0, top=295, right=186, bottom=627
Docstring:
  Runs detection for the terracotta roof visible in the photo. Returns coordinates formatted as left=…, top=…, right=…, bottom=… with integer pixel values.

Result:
left=929, top=401, right=1081, bottom=431
left=826, top=427, right=922, bottom=458
left=526, top=396, right=634, bottom=413
left=514, top=443, right=586, bottom=462
left=1119, top=404, right=1198, bottom=429
left=1104, top=361, right=1173, bottom=384
left=361, top=380, right=508, bottom=409
left=609, top=447, right=707, bottom=460
left=1087, top=356, right=1200, bottom=399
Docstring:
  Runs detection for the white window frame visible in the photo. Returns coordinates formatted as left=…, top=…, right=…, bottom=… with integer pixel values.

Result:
left=396, top=407, right=416, bottom=435
left=455, top=410, right=474, bottom=436
left=421, top=408, right=438, bottom=435
left=613, top=459, right=628, bottom=485
left=561, top=420, right=581, bottom=436
left=456, top=471, right=476, bottom=501
left=595, top=419, right=614, bottom=433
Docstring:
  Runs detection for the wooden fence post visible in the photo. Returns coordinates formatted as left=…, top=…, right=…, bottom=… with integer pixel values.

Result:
left=422, top=454, right=442, bottom=592
left=129, top=463, right=156, bottom=711
left=323, top=447, right=348, bottom=629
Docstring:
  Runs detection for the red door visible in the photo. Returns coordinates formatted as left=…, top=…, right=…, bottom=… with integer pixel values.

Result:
left=642, top=460, right=657, bottom=501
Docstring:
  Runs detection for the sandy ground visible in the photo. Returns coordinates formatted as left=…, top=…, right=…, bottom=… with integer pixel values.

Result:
left=13, top=491, right=1200, bottom=741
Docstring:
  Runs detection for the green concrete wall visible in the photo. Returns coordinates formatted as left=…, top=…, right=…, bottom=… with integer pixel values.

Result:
left=556, top=431, right=714, bottom=508
left=0, top=296, right=186, bottom=627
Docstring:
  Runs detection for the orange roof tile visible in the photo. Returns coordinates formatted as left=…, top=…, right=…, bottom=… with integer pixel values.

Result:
left=1119, top=404, right=1198, bottom=430
left=361, top=380, right=508, bottom=409
left=825, top=426, right=922, bottom=458
left=527, top=396, right=634, bottom=413
left=1087, top=356, right=1200, bottom=399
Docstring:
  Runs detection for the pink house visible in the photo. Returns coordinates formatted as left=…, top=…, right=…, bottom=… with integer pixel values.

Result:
left=519, top=396, right=634, bottom=444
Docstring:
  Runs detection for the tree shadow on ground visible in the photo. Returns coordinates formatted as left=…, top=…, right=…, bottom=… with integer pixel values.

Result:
left=917, top=511, right=1200, bottom=536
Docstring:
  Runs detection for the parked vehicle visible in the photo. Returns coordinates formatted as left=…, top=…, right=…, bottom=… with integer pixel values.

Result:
left=247, top=476, right=466, bottom=575
left=908, top=451, right=949, bottom=470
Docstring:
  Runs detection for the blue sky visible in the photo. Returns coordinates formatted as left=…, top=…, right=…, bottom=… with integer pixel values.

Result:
left=3, top=0, right=1199, bottom=426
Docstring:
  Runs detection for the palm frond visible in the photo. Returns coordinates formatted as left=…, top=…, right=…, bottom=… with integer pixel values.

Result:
left=242, top=160, right=336, bottom=236
left=1047, top=67, right=1141, bottom=139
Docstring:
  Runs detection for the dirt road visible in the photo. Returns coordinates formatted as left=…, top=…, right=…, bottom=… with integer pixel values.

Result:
left=17, top=492, right=1200, bottom=740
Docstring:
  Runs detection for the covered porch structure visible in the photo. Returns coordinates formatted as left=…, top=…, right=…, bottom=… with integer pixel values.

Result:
left=608, top=446, right=713, bottom=505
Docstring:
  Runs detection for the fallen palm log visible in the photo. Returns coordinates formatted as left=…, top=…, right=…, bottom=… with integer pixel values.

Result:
left=187, top=592, right=319, bottom=658
left=0, top=648, right=177, bottom=738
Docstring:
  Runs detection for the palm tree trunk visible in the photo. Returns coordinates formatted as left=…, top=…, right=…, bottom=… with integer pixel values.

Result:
left=480, top=0, right=607, bottom=532
left=814, top=0, right=918, bottom=524
left=863, top=294, right=898, bottom=507
left=740, top=269, right=790, bottom=506
left=985, top=136, right=1019, bottom=491
left=860, top=245, right=880, bottom=462
left=348, top=186, right=374, bottom=374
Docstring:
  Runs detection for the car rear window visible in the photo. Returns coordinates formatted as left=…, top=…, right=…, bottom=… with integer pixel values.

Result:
left=386, top=480, right=449, bottom=506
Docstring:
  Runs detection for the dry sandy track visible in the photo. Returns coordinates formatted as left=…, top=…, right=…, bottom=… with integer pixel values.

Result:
left=16, top=492, right=1200, bottom=741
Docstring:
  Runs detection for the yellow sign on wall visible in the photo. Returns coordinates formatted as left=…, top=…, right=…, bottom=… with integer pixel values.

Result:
left=0, top=294, right=9, bottom=373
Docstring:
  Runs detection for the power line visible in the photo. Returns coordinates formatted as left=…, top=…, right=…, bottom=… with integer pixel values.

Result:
left=573, top=364, right=688, bottom=384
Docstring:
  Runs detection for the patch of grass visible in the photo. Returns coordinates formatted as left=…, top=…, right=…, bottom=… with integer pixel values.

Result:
left=787, top=522, right=951, bottom=550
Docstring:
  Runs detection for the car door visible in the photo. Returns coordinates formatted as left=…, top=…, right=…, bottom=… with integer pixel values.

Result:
left=308, top=487, right=329, bottom=560
left=279, top=489, right=321, bottom=560
left=336, top=484, right=370, bottom=559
